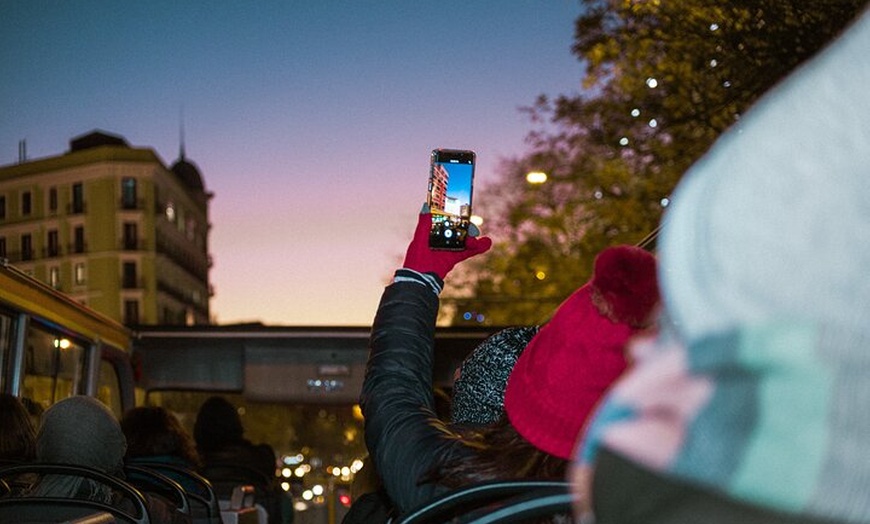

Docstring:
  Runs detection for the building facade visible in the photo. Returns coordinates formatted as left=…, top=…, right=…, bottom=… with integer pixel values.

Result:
left=0, top=130, right=212, bottom=326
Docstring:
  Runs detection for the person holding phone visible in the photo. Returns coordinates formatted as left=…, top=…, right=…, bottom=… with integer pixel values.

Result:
left=359, top=193, right=660, bottom=518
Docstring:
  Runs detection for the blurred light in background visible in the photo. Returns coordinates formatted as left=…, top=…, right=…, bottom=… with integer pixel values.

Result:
left=526, top=171, right=548, bottom=184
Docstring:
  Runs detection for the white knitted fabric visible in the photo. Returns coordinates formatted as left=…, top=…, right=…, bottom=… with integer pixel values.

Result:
left=660, top=8, right=870, bottom=345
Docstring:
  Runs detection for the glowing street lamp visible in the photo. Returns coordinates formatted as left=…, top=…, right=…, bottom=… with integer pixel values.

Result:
left=526, top=171, right=548, bottom=184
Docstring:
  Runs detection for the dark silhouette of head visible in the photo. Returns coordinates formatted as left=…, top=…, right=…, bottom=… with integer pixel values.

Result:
left=193, top=396, right=245, bottom=454
left=122, top=405, right=201, bottom=467
left=0, top=393, right=37, bottom=462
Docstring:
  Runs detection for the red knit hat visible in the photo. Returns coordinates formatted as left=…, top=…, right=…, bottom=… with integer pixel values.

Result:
left=503, top=245, right=659, bottom=460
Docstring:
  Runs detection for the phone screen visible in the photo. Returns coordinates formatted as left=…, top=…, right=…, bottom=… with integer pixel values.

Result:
left=428, top=149, right=475, bottom=250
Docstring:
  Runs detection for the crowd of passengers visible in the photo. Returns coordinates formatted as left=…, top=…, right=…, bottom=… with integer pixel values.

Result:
left=2, top=7, right=870, bottom=524
left=0, top=392, right=291, bottom=524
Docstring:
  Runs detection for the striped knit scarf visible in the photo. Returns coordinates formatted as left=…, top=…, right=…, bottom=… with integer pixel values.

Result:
left=578, top=320, right=870, bottom=522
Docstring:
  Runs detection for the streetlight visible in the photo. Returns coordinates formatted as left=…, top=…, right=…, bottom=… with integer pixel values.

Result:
left=526, top=171, right=548, bottom=184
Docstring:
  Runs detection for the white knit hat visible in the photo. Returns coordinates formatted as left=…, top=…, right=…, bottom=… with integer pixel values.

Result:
left=659, top=9, right=870, bottom=344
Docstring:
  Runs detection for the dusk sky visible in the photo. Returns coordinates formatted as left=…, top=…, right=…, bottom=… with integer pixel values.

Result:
left=0, top=2, right=585, bottom=326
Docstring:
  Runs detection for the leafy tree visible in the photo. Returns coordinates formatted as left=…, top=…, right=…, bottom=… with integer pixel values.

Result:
left=443, top=0, right=868, bottom=326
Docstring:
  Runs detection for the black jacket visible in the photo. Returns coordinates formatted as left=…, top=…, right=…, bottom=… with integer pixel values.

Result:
left=360, top=280, right=473, bottom=516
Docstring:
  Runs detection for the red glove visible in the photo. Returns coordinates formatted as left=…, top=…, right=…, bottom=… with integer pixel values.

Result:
left=402, top=210, right=492, bottom=280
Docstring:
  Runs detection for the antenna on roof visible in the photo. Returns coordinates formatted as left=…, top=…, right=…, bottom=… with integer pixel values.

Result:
left=18, top=139, right=27, bottom=163
left=179, top=105, right=186, bottom=160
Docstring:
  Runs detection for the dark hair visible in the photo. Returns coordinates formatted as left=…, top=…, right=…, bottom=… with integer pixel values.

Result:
left=433, top=386, right=453, bottom=420
left=0, top=393, right=38, bottom=462
left=193, top=396, right=245, bottom=454
left=121, top=406, right=201, bottom=468
left=426, top=416, right=567, bottom=489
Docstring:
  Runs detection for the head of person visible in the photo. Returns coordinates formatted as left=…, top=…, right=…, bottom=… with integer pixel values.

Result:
left=0, top=393, right=37, bottom=462
left=121, top=406, right=201, bottom=468
left=20, top=396, right=44, bottom=428
left=33, top=395, right=127, bottom=501
left=503, top=244, right=660, bottom=461
left=450, top=326, right=540, bottom=426
left=193, top=396, right=245, bottom=454
left=433, top=246, right=659, bottom=487
left=570, top=10, right=870, bottom=521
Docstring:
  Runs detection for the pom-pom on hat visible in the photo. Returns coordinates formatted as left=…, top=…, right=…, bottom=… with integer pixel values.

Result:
left=504, top=245, right=659, bottom=460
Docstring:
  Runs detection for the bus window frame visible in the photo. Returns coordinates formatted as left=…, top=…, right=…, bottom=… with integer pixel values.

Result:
left=0, top=261, right=135, bottom=414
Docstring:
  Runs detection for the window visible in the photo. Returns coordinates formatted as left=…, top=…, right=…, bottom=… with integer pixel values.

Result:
left=23, top=325, right=87, bottom=406
left=121, top=177, right=137, bottom=209
left=21, top=233, right=33, bottom=261
left=97, top=358, right=124, bottom=418
left=122, top=261, right=137, bottom=289
left=124, top=299, right=140, bottom=325
left=22, top=191, right=32, bottom=215
left=0, top=237, right=5, bottom=258
left=186, top=218, right=197, bottom=240
left=123, top=222, right=138, bottom=250
left=73, top=226, right=85, bottom=253
left=74, top=262, right=86, bottom=285
left=0, top=195, right=6, bottom=219
left=49, top=266, right=60, bottom=289
left=165, top=201, right=176, bottom=222
left=72, top=183, right=84, bottom=214
left=176, top=207, right=185, bottom=233
left=49, top=187, right=58, bottom=213
left=47, top=229, right=59, bottom=257
left=0, top=309, right=12, bottom=392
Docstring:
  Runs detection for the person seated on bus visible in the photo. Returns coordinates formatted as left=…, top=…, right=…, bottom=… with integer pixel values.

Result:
left=0, top=393, right=37, bottom=464
left=342, top=326, right=538, bottom=524
left=28, top=395, right=191, bottom=524
left=193, top=395, right=290, bottom=524
left=571, top=8, right=870, bottom=524
left=20, top=397, right=44, bottom=433
left=449, top=325, right=540, bottom=427
left=121, top=406, right=203, bottom=493
left=360, top=207, right=660, bottom=517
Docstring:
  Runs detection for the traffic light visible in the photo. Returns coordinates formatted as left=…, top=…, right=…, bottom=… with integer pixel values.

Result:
left=335, top=486, right=352, bottom=507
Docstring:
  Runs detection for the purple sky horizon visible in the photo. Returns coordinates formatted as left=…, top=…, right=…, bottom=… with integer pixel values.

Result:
left=0, top=1, right=585, bottom=326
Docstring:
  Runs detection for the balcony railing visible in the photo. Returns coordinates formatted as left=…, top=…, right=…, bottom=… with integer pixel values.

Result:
left=67, top=242, right=88, bottom=255
left=3, top=250, right=34, bottom=263
left=67, top=202, right=87, bottom=214
left=157, top=280, right=209, bottom=317
left=119, top=197, right=145, bottom=211
left=120, top=239, right=146, bottom=251
left=42, top=245, right=62, bottom=258
left=122, top=277, right=144, bottom=290
left=155, top=235, right=209, bottom=281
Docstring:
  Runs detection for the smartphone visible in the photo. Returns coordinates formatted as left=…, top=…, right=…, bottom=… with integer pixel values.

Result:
left=427, top=149, right=475, bottom=250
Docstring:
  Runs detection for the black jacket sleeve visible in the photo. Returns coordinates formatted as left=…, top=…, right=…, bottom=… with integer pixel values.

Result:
left=360, top=280, right=469, bottom=515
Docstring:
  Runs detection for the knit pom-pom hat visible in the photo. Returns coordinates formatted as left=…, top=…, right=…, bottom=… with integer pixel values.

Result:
left=37, top=395, right=127, bottom=474
left=504, top=245, right=659, bottom=460
left=450, top=326, right=540, bottom=426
